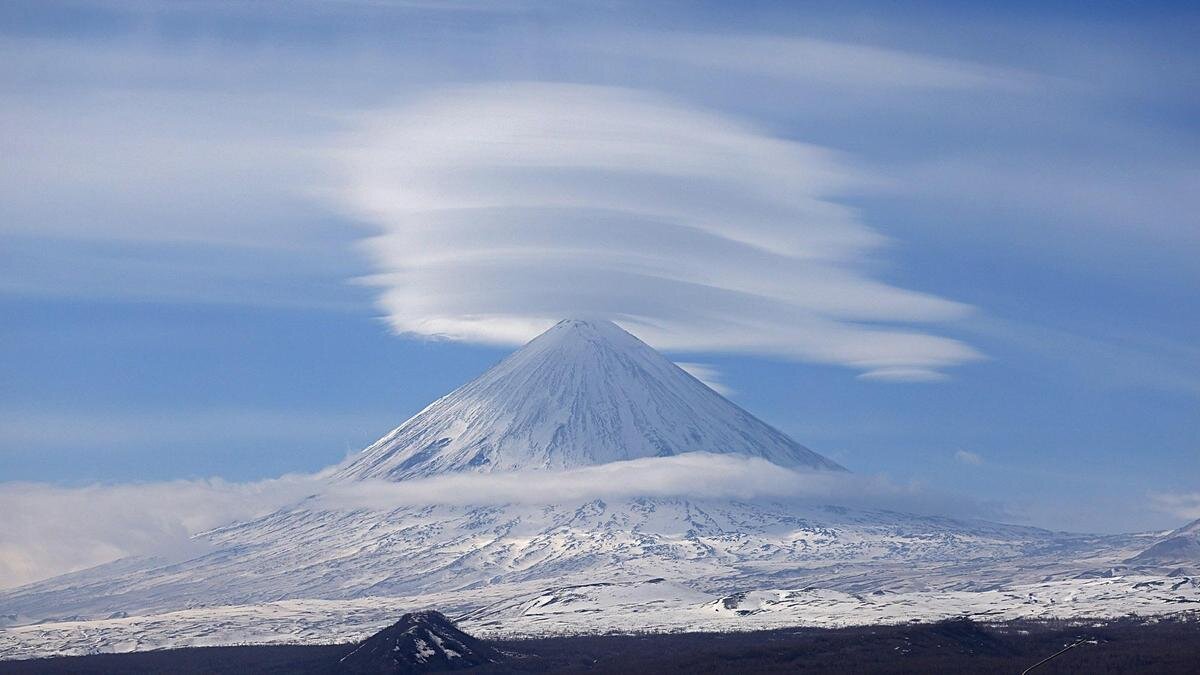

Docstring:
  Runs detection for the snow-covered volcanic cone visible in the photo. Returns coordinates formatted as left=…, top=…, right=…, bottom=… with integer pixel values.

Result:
left=334, top=318, right=843, bottom=481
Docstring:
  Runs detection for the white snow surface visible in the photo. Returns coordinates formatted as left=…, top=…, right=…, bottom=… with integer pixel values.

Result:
left=332, top=319, right=843, bottom=480
left=2, top=574, right=1197, bottom=660
left=0, top=497, right=1176, bottom=659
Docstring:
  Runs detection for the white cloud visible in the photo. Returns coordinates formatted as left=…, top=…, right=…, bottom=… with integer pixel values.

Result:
left=858, top=367, right=950, bottom=383
left=314, top=455, right=1003, bottom=521
left=954, top=449, right=984, bottom=466
left=0, top=453, right=1002, bottom=589
left=674, top=362, right=733, bottom=396
left=0, top=476, right=320, bottom=590
left=1150, top=492, right=1200, bottom=522
left=333, top=82, right=980, bottom=379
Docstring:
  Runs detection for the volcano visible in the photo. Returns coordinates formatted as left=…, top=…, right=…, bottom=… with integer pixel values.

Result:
left=0, top=319, right=1178, bottom=660
left=334, top=318, right=843, bottom=481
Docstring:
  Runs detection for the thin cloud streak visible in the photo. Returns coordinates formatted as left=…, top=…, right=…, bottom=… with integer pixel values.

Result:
left=858, top=367, right=950, bottom=383
left=675, top=362, right=733, bottom=396
left=954, top=449, right=984, bottom=466
left=590, top=32, right=1037, bottom=90
left=0, top=409, right=389, bottom=449
left=333, top=82, right=981, bottom=379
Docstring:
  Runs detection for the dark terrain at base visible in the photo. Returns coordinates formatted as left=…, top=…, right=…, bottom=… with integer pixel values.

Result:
left=2, top=617, right=1198, bottom=674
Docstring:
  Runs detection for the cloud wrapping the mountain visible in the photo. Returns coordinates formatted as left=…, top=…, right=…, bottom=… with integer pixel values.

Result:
left=317, top=454, right=999, bottom=518
left=333, top=83, right=980, bottom=381
left=0, top=476, right=318, bottom=590
left=0, top=454, right=1000, bottom=589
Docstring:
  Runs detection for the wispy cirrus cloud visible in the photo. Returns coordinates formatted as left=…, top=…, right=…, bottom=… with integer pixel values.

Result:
left=588, top=32, right=1036, bottom=91
left=333, top=82, right=981, bottom=381
left=954, top=449, right=984, bottom=466
left=0, top=408, right=388, bottom=450
left=675, top=362, right=733, bottom=396
left=859, top=367, right=950, bottom=383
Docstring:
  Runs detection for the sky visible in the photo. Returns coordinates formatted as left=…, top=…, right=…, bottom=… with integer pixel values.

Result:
left=1, top=0, right=1198, bottom=558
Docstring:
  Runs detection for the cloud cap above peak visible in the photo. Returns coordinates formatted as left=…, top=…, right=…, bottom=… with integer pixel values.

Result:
left=333, top=82, right=980, bottom=379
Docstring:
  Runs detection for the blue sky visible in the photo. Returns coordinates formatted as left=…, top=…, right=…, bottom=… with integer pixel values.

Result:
left=1, top=0, right=1197, bottom=535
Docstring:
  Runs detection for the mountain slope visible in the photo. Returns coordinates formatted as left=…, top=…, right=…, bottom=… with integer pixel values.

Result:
left=0, top=497, right=1146, bottom=629
left=0, top=504, right=1171, bottom=661
left=334, top=318, right=842, bottom=481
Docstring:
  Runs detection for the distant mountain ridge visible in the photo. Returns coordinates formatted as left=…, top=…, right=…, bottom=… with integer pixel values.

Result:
left=1129, top=518, right=1200, bottom=567
left=333, top=318, right=843, bottom=481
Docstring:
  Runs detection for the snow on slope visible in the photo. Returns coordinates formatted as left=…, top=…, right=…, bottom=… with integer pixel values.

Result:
left=1128, top=517, right=1200, bottom=569
left=333, top=318, right=843, bottom=480
left=0, top=497, right=1150, bottom=629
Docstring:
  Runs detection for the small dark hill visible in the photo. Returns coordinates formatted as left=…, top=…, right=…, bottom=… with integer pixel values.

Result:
left=3, top=617, right=1200, bottom=674
left=336, top=610, right=503, bottom=674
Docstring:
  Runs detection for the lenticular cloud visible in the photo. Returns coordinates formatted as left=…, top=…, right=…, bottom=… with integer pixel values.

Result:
left=333, top=82, right=979, bottom=380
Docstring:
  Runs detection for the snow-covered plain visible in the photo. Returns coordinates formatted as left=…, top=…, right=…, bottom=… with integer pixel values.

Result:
left=3, top=575, right=1197, bottom=660
left=2, top=319, right=1194, bottom=659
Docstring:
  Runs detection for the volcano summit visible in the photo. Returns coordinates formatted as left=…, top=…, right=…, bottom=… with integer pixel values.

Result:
left=335, top=318, right=843, bottom=481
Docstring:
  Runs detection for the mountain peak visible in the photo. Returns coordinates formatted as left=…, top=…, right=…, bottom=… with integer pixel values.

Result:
left=333, top=318, right=844, bottom=481
left=533, top=317, right=642, bottom=347
left=550, top=317, right=621, bottom=330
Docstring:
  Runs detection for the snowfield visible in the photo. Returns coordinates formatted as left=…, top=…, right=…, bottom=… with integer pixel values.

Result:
left=0, top=497, right=1158, bottom=626
left=2, top=575, right=1197, bottom=660
left=2, top=494, right=1191, bottom=660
